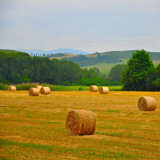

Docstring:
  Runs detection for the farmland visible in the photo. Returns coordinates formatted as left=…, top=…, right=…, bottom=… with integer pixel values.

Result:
left=82, top=60, right=160, bottom=76
left=0, top=90, right=160, bottom=159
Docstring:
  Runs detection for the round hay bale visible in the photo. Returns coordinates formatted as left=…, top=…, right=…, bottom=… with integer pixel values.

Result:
left=40, top=87, right=51, bottom=95
left=29, top=88, right=39, bottom=96
left=66, top=110, right=96, bottom=136
left=99, top=87, right=109, bottom=94
left=89, top=85, right=98, bottom=92
left=35, top=85, right=43, bottom=92
left=138, top=96, right=157, bottom=111
left=8, top=86, right=16, bottom=91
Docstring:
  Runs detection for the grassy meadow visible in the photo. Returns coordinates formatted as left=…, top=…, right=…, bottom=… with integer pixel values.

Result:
left=51, top=85, right=122, bottom=91
left=82, top=60, right=160, bottom=75
left=82, top=63, right=123, bottom=75
left=0, top=84, right=122, bottom=91
left=0, top=90, right=160, bottom=159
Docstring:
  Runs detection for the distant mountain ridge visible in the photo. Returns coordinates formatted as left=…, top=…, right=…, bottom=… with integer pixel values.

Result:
left=16, top=48, right=90, bottom=56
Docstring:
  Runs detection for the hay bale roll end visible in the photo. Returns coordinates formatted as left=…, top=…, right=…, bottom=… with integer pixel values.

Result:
left=8, top=86, right=16, bottom=91
left=138, top=96, right=157, bottom=111
left=66, top=110, right=96, bottom=136
left=99, top=87, right=109, bottom=94
left=40, top=87, right=51, bottom=95
left=29, top=88, right=39, bottom=96
left=89, top=85, right=98, bottom=92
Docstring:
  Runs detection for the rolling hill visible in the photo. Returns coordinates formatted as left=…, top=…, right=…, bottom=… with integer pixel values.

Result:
left=58, top=50, right=160, bottom=66
left=49, top=50, right=160, bottom=75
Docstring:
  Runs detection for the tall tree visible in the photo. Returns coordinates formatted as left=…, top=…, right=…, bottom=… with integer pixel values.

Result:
left=122, top=50, right=154, bottom=91
left=109, top=64, right=127, bottom=82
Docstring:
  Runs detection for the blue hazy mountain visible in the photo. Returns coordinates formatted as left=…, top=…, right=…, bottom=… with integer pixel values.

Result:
left=16, top=48, right=90, bottom=56
left=47, top=48, right=89, bottom=55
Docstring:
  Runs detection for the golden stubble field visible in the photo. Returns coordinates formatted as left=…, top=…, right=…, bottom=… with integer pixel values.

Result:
left=0, top=91, right=160, bottom=160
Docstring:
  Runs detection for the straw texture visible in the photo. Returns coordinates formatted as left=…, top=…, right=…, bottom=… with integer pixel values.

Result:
left=8, top=86, right=16, bottom=91
left=29, top=88, right=39, bottom=96
left=99, top=87, right=109, bottom=94
left=40, top=87, right=51, bottom=95
left=66, top=110, right=96, bottom=136
left=89, top=85, right=98, bottom=92
left=138, top=96, right=157, bottom=111
left=35, top=86, right=43, bottom=92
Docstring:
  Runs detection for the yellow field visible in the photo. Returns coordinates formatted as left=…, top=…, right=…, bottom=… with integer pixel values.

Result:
left=0, top=91, right=160, bottom=159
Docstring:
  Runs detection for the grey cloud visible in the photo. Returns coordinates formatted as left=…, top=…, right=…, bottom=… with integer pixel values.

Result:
left=0, top=0, right=160, bottom=52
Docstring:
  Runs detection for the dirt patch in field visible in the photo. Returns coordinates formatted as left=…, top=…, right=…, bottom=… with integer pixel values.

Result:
left=0, top=113, right=11, bottom=117
left=3, top=135, right=24, bottom=141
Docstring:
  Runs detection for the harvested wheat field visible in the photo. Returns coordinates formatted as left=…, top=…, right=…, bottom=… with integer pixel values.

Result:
left=0, top=90, right=160, bottom=159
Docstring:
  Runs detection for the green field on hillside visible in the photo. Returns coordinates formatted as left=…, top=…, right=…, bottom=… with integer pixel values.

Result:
left=82, top=63, right=121, bottom=75
left=82, top=60, right=160, bottom=75
left=82, top=59, right=128, bottom=75
left=153, top=61, right=160, bottom=66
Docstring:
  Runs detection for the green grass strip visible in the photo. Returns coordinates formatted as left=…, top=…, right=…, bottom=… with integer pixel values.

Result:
left=0, top=139, right=141, bottom=159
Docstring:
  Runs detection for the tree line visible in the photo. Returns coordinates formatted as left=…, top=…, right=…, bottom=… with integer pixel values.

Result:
left=1, top=49, right=159, bottom=90
left=0, top=50, right=118, bottom=86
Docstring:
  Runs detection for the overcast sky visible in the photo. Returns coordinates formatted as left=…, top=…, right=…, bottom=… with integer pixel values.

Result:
left=0, top=0, right=160, bottom=53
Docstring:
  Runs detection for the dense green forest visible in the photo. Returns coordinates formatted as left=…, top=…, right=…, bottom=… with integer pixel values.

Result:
left=0, top=50, right=119, bottom=86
